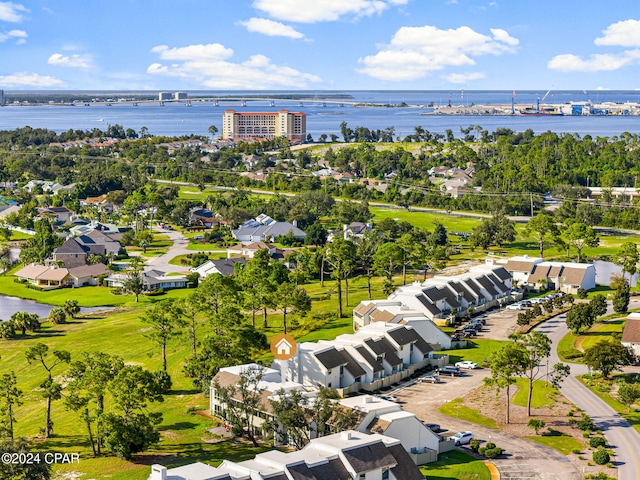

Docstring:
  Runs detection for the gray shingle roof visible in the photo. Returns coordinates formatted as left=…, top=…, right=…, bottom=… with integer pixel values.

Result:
left=475, top=276, right=498, bottom=296
left=342, top=441, right=397, bottom=474
left=355, top=346, right=384, bottom=373
left=415, top=294, right=441, bottom=315
left=315, top=348, right=347, bottom=370
left=387, top=443, right=426, bottom=480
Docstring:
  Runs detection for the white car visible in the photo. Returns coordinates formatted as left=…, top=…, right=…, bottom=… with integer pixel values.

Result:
left=455, top=361, right=478, bottom=369
left=452, top=431, right=474, bottom=446
left=506, top=303, right=523, bottom=310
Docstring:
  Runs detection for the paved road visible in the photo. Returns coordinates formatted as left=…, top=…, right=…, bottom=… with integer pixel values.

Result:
left=143, top=228, right=226, bottom=274
left=538, top=299, right=640, bottom=480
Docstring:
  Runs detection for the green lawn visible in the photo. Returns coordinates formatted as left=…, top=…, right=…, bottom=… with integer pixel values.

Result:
left=511, top=378, right=559, bottom=409
left=435, top=339, right=510, bottom=366
left=438, top=398, right=499, bottom=430
left=578, top=319, right=625, bottom=351
left=420, top=450, right=490, bottom=480
left=525, top=434, right=584, bottom=455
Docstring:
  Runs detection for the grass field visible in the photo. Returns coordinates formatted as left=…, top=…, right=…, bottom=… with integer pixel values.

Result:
left=438, top=398, right=499, bottom=430
left=419, top=450, right=491, bottom=480
left=525, top=434, right=584, bottom=455
left=435, top=339, right=510, bottom=366
left=511, top=378, right=559, bottom=409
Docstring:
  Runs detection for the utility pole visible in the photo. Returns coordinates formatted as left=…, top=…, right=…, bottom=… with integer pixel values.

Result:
left=530, top=193, right=534, bottom=217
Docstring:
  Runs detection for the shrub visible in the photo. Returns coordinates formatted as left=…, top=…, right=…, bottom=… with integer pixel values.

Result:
left=592, top=449, right=610, bottom=465
left=478, top=447, right=486, bottom=456
left=527, top=418, right=546, bottom=435
left=578, top=415, right=595, bottom=431
left=484, top=447, right=503, bottom=459
left=485, top=442, right=496, bottom=449
left=571, top=448, right=582, bottom=454
left=469, top=439, right=481, bottom=453
left=577, top=287, right=588, bottom=299
left=589, top=437, right=606, bottom=448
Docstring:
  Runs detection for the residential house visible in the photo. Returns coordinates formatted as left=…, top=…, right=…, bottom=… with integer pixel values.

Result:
left=14, top=264, right=69, bottom=287
left=38, top=206, right=74, bottom=224
left=353, top=301, right=452, bottom=349
left=284, top=323, right=442, bottom=396
left=51, top=238, right=91, bottom=268
left=226, top=242, right=276, bottom=259
left=80, top=194, right=115, bottom=214
left=496, top=256, right=596, bottom=293
left=339, top=394, right=446, bottom=464
left=373, top=263, right=512, bottom=322
left=232, top=214, right=306, bottom=243
left=621, top=312, right=640, bottom=360
left=76, top=229, right=121, bottom=256
left=189, top=207, right=217, bottom=228
left=105, top=270, right=188, bottom=291
left=149, top=430, right=424, bottom=480
left=67, top=264, right=109, bottom=287
left=0, top=204, right=21, bottom=220
left=190, top=258, right=247, bottom=278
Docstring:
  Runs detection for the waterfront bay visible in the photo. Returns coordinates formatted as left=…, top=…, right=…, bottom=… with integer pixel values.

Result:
left=2, top=90, right=640, bottom=139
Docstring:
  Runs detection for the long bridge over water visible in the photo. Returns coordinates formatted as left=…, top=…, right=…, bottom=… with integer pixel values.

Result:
left=74, top=96, right=407, bottom=108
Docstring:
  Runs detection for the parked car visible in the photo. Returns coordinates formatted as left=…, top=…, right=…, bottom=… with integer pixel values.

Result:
left=438, top=366, right=461, bottom=376
left=419, top=374, right=440, bottom=383
left=380, top=395, right=398, bottom=402
left=462, top=331, right=475, bottom=338
left=506, top=303, right=523, bottom=310
left=455, top=361, right=478, bottom=369
left=424, top=423, right=441, bottom=432
left=451, top=335, right=461, bottom=341
left=452, top=431, right=474, bottom=446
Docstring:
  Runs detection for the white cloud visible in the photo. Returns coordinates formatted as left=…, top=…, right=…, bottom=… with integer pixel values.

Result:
left=0, top=2, right=28, bottom=22
left=239, top=17, right=304, bottom=38
left=442, top=72, right=485, bottom=84
left=595, top=19, right=640, bottom=47
left=252, top=0, right=399, bottom=23
left=548, top=51, right=640, bottom=72
left=147, top=42, right=321, bottom=89
left=151, top=43, right=233, bottom=62
left=0, top=72, right=64, bottom=87
left=358, top=25, right=518, bottom=81
left=48, top=53, right=93, bottom=69
left=0, top=28, right=26, bottom=43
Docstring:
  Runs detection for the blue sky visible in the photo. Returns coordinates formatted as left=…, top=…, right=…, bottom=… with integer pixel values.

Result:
left=2, top=0, right=640, bottom=91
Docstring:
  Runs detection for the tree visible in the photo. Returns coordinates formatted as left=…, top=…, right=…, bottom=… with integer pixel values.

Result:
left=614, top=242, right=639, bottom=282
left=213, top=365, right=264, bottom=447
left=25, top=343, right=71, bottom=438
left=590, top=294, right=608, bottom=317
left=10, top=311, right=40, bottom=336
left=174, top=293, right=207, bottom=355
left=19, top=219, right=58, bottom=265
left=524, top=213, right=558, bottom=259
left=583, top=340, right=632, bottom=379
left=0, top=437, right=51, bottom=479
left=564, top=222, right=599, bottom=262
left=617, top=382, right=640, bottom=412
left=140, top=301, right=184, bottom=372
left=0, top=371, right=22, bottom=439
left=373, top=241, right=403, bottom=295
left=208, top=125, right=218, bottom=141
left=101, top=365, right=164, bottom=460
left=470, top=214, right=516, bottom=250
left=396, top=233, right=418, bottom=285
left=122, top=263, right=144, bottom=302
left=183, top=325, right=267, bottom=391
left=612, top=277, right=631, bottom=314
left=356, top=231, right=383, bottom=300
left=325, top=238, right=356, bottom=317
left=527, top=418, right=546, bottom=435
left=510, top=332, right=570, bottom=416
left=485, top=342, right=528, bottom=424
left=63, top=299, right=80, bottom=319
left=275, top=282, right=312, bottom=334
left=65, top=352, right=125, bottom=456
left=48, top=306, right=67, bottom=325
left=565, top=303, right=596, bottom=334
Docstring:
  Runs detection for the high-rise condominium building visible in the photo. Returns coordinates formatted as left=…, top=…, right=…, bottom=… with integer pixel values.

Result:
left=222, top=110, right=306, bottom=141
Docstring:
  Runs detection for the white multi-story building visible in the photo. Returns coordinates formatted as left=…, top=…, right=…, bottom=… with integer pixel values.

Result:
left=149, top=430, right=425, bottom=480
left=222, top=109, right=306, bottom=141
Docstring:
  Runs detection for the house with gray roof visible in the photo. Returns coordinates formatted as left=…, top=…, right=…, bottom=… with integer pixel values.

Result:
left=232, top=214, right=306, bottom=242
left=149, top=430, right=424, bottom=480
